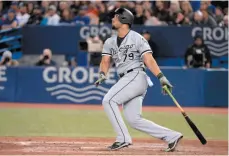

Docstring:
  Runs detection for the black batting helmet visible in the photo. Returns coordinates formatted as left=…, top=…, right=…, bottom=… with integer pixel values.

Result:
left=114, top=8, right=134, bottom=27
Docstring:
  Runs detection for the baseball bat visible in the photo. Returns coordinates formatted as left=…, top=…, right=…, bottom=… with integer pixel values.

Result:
left=163, top=86, right=207, bottom=145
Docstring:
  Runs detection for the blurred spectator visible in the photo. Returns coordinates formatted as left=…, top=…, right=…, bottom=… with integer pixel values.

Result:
left=1, top=9, right=18, bottom=30
left=10, top=1, right=19, bottom=13
left=87, top=2, right=99, bottom=16
left=17, top=3, right=30, bottom=26
left=206, top=1, right=216, bottom=14
left=185, top=35, right=211, bottom=68
left=0, top=51, right=19, bottom=66
left=35, top=49, right=56, bottom=66
left=223, top=8, right=228, bottom=15
left=202, top=10, right=217, bottom=26
left=169, top=0, right=181, bottom=15
left=126, top=1, right=136, bottom=13
left=134, top=4, right=144, bottom=25
left=200, top=1, right=208, bottom=11
left=180, top=1, right=193, bottom=18
left=59, top=9, right=72, bottom=25
left=168, top=0, right=182, bottom=25
left=27, top=5, right=43, bottom=25
left=86, top=35, right=103, bottom=66
left=41, top=0, right=50, bottom=13
left=182, top=15, right=192, bottom=25
left=58, top=1, right=69, bottom=15
left=68, top=57, right=77, bottom=67
left=223, top=15, right=228, bottom=27
left=106, top=1, right=120, bottom=13
left=86, top=3, right=99, bottom=25
left=62, top=56, right=77, bottom=67
left=0, top=1, right=225, bottom=27
left=73, top=6, right=90, bottom=25
left=192, top=10, right=204, bottom=25
left=98, top=3, right=109, bottom=24
left=0, top=1, right=4, bottom=18
left=142, top=1, right=153, bottom=10
left=214, top=7, right=224, bottom=24
left=154, top=0, right=169, bottom=22
left=200, top=1, right=215, bottom=16
left=219, top=15, right=228, bottom=27
left=173, top=12, right=187, bottom=25
left=81, top=1, right=90, bottom=6
left=27, top=2, right=34, bottom=15
left=49, top=1, right=58, bottom=7
left=43, top=5, right=60, bottom=26
left=144, top=9, right=162, bottom=26
left=141, top=30, right=159, bottom=58
left=70, top=1, right=81, bottom=16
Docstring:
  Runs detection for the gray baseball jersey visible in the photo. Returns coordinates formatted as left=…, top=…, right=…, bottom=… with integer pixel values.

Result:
left=102, top=30, right=152, bottom=74
left=101, top=30, right=182, bottom=145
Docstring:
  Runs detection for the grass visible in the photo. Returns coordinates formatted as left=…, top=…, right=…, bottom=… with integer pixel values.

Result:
left=0, top=108, right=227, bottom=140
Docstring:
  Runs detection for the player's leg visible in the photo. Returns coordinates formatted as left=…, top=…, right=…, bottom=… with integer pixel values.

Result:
left=102, top=71, right=147, bottom=150
left=123, top=95, right=183, bottom=151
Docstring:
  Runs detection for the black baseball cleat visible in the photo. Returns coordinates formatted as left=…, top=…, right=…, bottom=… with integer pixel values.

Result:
left=108, top=142, right=131, bottom=150
left=165, top=135, right=183, bottom=152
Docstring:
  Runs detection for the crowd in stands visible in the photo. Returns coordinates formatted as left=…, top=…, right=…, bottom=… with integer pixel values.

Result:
left=0, top=0, right=227, bottom=29
left=0, top=1, right=227, bottom=68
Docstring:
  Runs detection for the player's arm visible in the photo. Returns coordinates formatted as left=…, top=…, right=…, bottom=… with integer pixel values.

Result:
left=143, top=53, right=161, bottom=77
left=139, top=37, right=173, bottom=94
left=143, top=53, right=173, bottom=94
left=94, top=40, right=111, bottom=86
left=99, top=55, right=111, bottom=75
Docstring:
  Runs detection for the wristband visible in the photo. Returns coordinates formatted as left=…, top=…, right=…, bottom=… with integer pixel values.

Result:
left=157, top=72, right=164, bottom=79
left=99, top=71, right=105, bottom=76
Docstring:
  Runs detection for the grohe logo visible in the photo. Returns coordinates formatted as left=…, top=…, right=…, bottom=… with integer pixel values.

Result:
left=0, top=66, right=7, bottom=91
left=43, top=67, right=116, bottom=103
left=80, top=26, right=112, bottom=39
left=192, top=27, right=228, bottom=56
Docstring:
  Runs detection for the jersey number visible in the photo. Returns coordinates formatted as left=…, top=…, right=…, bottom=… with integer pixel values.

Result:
left=123, top=53, right=134, bottom=62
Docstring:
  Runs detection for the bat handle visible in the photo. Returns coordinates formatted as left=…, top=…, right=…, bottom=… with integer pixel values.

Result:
left=181, top=111, right=188, bottom=117
left=163, top=86, right=187, bottom=116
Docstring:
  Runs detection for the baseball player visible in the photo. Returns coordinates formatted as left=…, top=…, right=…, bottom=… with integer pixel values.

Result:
left=94, top=8, right=183, bottom=152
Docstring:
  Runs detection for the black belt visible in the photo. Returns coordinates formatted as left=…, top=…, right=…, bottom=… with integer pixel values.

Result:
left=119, top=68, right=145, bottom=78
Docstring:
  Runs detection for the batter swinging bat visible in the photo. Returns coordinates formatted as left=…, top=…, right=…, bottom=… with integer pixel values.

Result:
left=163, top=86, right=207, bottom=145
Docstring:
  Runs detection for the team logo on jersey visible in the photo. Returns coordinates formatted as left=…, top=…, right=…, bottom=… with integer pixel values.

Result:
left=43, top=67, right=117, bottom=103
left=119, top=44, right=135, bottom=54
left=119, top=47, right=128, bottom=54
left=110, top=48, right=118, bottom=55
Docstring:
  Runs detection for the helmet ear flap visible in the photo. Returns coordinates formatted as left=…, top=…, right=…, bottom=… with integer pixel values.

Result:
left=118, top=15, right=123, bottom=22
left=114, top=8, right=134, bottom=26
left=119, top=15, right=126, bottom=23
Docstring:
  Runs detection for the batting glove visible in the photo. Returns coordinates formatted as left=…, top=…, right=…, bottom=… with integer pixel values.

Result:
left=94, top=71, right=106, bottom=87
left=157, top=73, right=173, bottom=95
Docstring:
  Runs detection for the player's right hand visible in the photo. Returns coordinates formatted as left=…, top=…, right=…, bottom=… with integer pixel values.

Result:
left=94, top=71, right=106, bottom=87
left=157, top=73, right=173, bottom=95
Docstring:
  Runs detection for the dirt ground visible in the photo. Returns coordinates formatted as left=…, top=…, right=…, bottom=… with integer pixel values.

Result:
left=0, top=137, right=227, bottom=155
left=0, top=102, right=227, bottom=155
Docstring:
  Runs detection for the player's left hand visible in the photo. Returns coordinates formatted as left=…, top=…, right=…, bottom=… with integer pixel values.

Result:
left=157, top=73, right=173, bottom=95
left=94, top=71, right=106, bottom=87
